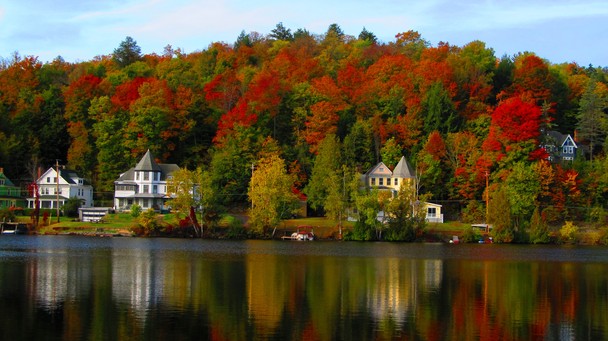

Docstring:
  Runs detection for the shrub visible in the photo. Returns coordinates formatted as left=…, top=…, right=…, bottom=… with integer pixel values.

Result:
left=559, top=221, right=579, bottom=244
left=62, top=197, right=81, bottom=218
left=597, top=228, right=608, bottom=245
left=589, top=206, right=607, bottom=225
left=0, top=208, right=16, bottom=222
left=130, top=204, right=142, bottom=218
left=461, top=226, right=481, bottom=243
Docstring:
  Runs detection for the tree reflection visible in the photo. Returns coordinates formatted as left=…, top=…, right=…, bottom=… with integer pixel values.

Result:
left=0, top=240, right=606, bottom=340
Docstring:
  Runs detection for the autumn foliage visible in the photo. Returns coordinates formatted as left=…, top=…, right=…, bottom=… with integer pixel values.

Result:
left=0, top=26, right=605, bottom=223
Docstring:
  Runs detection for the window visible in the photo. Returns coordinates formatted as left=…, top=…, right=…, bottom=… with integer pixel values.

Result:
left=563, top=146, right=574, bottom=154
left=379, top=178, right=384, bottom=186
left=144, top=172, right=150, bottom=181
left=387, top=178, right=391, bottom=186
left=143, top=199, right=149, bottom=208
left=371, top=178, right=376, bottom=186
left=135, top=172, right=139, bottom=181
left=46, top=177, right=51, bottom=183
left=153, top=185, right=158, bottom=194
left=427, top=207, right=437, bottom=218
left=0, top=179, right=4, bottom=185
left=143, top=185, right=149, bottom=193
left=394, top=178, right=399, bottom=187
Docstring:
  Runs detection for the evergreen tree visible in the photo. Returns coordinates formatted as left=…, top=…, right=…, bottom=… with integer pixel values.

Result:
left=113, top=36, right=142, bottom=68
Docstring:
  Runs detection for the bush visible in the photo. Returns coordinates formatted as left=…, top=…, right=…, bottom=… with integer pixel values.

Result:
left=62, top=197, right=81, bottom=218
left=589, top=206, right=607, bottom=225
left=225, top=218, right=247, bottom=239
left=559, top=221, right=579, bottom=244
left=597, top=228, right=608, bottom=245
left=130, top=204, right=142, bottom=218
left=0, top=208, right=16, bottom=222
left=461, top=226, right=481, bottom=243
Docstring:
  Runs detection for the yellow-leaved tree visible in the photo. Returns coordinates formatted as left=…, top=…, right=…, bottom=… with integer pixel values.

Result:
left=248, top=153, right=298, bottom=236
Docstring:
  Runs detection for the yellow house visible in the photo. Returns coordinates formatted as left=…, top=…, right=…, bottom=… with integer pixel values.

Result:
left=362, top=156, right=444, bottom=223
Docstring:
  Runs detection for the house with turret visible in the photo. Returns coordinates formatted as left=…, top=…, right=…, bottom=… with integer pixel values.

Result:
left=362, top=156, right=444, bottom=223
left=114, top=150, right=179, bottom=212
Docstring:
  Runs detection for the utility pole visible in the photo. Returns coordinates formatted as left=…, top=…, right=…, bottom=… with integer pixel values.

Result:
left=56, top=159, right=61, bottom=223
left=485, top=171, right=489, bottom=233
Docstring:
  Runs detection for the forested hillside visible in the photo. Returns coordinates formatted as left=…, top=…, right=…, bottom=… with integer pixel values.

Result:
left=1, top=24, right=607, bottom=226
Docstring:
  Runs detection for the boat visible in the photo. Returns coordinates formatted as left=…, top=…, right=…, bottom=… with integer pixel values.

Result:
left=281, top=226, right=315, bottom=241
left=1, top=222, right=29, bottom=235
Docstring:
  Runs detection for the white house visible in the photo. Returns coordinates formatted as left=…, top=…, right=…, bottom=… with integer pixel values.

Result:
left=362, top=156, right=444, bottom=223
left=27, top=168, right=93, bottom=209
left=114, top=150, right=179, bottom=212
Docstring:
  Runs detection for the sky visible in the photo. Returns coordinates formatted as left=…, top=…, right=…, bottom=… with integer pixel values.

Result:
left=1, top=0, right=607, bottom=66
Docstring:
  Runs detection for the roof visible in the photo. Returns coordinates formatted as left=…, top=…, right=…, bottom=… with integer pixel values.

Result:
left=0, top=171, right=15, bottom=187
left=392, top=156, right=416, bottom=179
left=546, top=131, right=577, bottom=148
left=134, top=149, right=162, bottom=172
left=116, top=150, right=179, bottom=182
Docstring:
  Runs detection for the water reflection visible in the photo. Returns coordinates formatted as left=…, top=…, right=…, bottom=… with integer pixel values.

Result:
left=0, top=236, right=607, bottom=340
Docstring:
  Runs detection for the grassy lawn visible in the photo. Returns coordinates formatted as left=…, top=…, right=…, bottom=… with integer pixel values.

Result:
left=36, top=213, right=180, bottom=235
left=27, top=208, right=475, bottom=240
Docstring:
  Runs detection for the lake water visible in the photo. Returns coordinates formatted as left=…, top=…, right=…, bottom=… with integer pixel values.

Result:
left=0, top=236, right=607, bottom=340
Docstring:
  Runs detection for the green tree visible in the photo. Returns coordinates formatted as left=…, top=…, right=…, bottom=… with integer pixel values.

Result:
left=91, top=96, right=130, bottom=192
left=505, top=162, right=540, bottom=225
left=348, top=188, right=380, bottom=241
left=577, top=80, right=608, bottom=160
left=324, top=166, right=359, bottom=238
left=380, top=137, right=402, bottom=169
left=304, top=134, right=342, bottom=211
left=113, top=36, right=142, bottom=68
left=489, top=186, right=514, bottom=243
left=167, top=167, right=223, bottom=237
left=422, top=81, right=461, bottom=135
left=269, top=22, right=293, bottom=41
left=209, top=126, right=259, bottom=205
left=358, top=27, right=377, bottom=43
left=248, top=153, right=298, bottom=236
left=385, top=183, right=428, bottom=241
left=343, top=119, right=375, bottom=171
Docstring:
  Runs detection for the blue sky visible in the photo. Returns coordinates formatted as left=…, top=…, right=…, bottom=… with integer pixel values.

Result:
left=1, top=0, right=607, bottom=66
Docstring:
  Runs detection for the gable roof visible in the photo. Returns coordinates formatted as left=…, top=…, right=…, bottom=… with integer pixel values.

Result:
left=363, top=156, right=416, bottom=179
left=37, top=167, right=91, bottom=186
left=364, top=161, right=390, bottom=177
left=0, top=170, right=15, bottom=187
left=392, top=156, right=416, bottom=179
left=546, top=131, right=578, bottom=148
left=134, top=149, right=162, bottom=172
